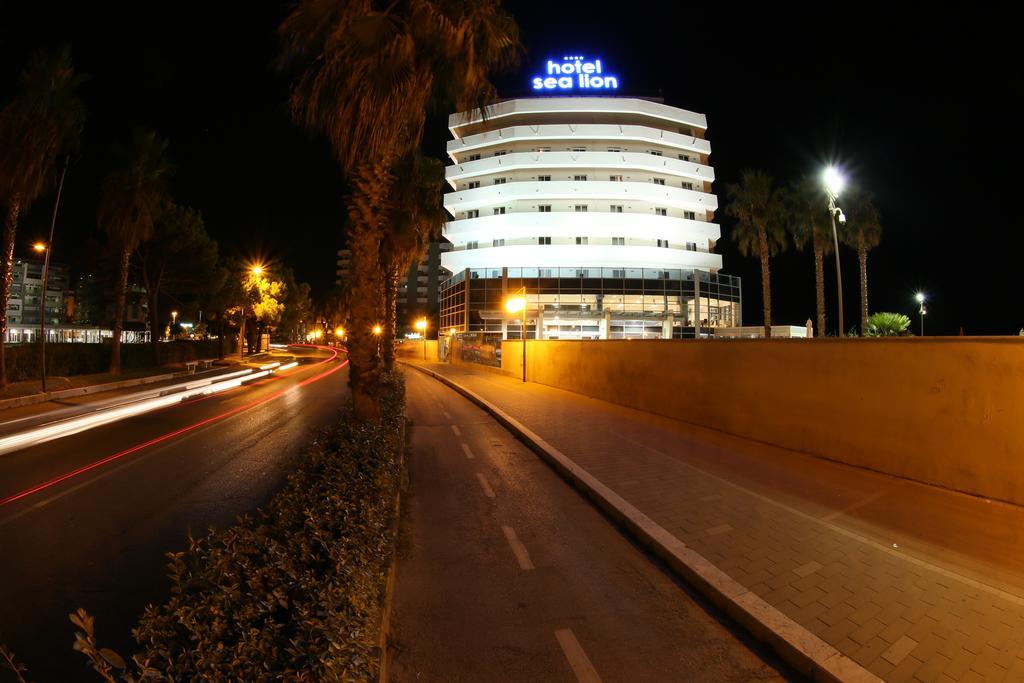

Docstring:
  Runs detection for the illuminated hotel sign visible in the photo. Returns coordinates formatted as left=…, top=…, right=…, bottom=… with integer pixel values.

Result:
left=531, top=55, right=619, bottom=92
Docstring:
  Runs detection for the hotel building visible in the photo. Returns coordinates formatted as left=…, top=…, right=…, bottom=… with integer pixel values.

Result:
left=439, top=93, right=742, bottom=340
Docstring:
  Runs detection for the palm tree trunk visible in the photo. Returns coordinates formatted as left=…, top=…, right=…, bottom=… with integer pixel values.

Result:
left=858, top=235, right=869, bottom=334
left=812, top=232, right=826, bottom=337
left=758, top=226, right=772, bottom=339
left=110, top=245, right=130, bottom=374
left=346, top=158, right=394, bottom=421
left=216, top=309, right=225, bottom=360
left=146, top=284, right=159, bottom=366
left=382, top=264, right=399, bottom=372
left=0, top=195, right=21, bottom=389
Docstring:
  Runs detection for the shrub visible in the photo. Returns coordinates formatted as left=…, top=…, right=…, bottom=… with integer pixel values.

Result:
left=864, top=312, right=912, bottom=337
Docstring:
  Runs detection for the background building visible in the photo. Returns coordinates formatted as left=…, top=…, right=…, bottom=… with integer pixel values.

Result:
left=7, top=258, right=69, bottom=328
left=439, top=93, right=741, bottom=340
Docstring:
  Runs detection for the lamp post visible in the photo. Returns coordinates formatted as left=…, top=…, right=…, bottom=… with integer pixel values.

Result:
left=505, top=287, right=527, bottom=382
left=823, top=166, right=847, bottom=337
left=415, top=318, right=428, bottom=360
left=36, top=157, right=69, bottom=393
left=915, top=292, right=926, bottom=336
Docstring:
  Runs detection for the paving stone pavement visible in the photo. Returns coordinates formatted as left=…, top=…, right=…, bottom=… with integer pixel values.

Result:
left=410, top=360, right=1024, bottom=682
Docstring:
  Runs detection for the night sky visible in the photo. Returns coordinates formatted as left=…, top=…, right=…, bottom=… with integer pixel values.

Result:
left=1, top=2, right=1018, bottom=334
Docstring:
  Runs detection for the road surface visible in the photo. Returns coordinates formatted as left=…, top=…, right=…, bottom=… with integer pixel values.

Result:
left=388, top=368, right=791, bottom=682
left=0, top=345, right=348, bottom=681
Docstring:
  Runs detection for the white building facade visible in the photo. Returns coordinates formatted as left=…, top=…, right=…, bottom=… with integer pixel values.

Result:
left=439, top=93, right=741, bottom=340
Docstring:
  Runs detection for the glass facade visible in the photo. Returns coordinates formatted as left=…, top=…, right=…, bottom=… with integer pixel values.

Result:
left=440, top=267, right=741, bottom=340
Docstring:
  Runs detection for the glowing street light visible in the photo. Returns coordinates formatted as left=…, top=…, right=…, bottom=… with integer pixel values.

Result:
left=823, top=166, right=848, bottom=337
left=415, top=318, right=428, bottom=360
left=373, top=324, right=382, bottom=336
left=32, top=242, right=46, bottom=253
left=251, top=264, right=264, bottom=276
left=505, top=289, right=527, bottom=382
left=915, top=292, right=927, bottom=336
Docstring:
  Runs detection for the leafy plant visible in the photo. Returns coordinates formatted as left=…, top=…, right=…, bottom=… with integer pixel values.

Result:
left=864, top=312, right=911, bottom=337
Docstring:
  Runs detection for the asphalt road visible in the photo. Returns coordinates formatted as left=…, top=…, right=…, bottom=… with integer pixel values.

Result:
left=388, top=368, right=793, bottom=682
left=0, top=345, right=349, bottom=681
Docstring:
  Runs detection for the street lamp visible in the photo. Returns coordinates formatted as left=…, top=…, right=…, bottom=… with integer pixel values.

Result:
left=251, top=265, right=263, bottom=277
left=34, top=155, right=70, bottom=393
left=915, top=292, right=927, bottom=336
left=505, top=288, right=527, bottom=382
left=415, top=318, right=428, bottom=360
left=823, top=166, right=848, bottom=337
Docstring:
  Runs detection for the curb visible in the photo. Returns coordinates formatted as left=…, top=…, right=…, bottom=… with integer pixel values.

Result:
left=377, top=418, right=408, bottom=683
left=401, top=361, right=880, bottom=683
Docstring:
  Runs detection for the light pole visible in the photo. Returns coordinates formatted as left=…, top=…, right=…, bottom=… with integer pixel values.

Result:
left=823, top=166, right=847, bottom=337
left=505, top=287, right=527, bottom=382
left=36, top=156, right=69, bottom=393
left=415, top=318, right=428, bottom=360
left=915, top=292, right=926, bottom=336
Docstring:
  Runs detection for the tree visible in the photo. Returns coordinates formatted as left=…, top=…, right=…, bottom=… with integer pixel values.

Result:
left=725, top=170, right=787, bottom=338
left=136, top=199, right=219, bottom=365
left=279, top=0, right=519, bottom=420
left=787, top=175, right=832, bottom=337
left=277, top=266, right=312, bottom=343
left=843, top=189, right=882, bottom=334
left=241, top=267, right=285, bottom=353
left=98, top=128, right=172, bottom=374
left=0, top=47, right=86, bottom=388
left=380, top=152, right=445, bottom=370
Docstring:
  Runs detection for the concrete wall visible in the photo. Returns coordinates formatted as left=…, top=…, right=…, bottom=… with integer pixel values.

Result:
left=395, top=339, right=438, bottom=361
left=501, top=338, right=1024, bottom=506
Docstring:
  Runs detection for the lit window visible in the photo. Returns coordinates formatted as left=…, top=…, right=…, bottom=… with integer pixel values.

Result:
left=609, top=175, right=623, bottom=182
left=535, top=146, right=551, bottom=152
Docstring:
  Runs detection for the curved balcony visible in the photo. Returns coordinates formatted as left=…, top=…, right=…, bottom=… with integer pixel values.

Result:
left=446, top=151, right=714, bottom=187
left=449, top=97, right=707, bottom=133
left=447, top=123, right=711, bottom=158
left=444, top=181, right=717, bottom=214
left=441, top=243, right=722, bottom=272
left=443, top=212, right=719, bottom=244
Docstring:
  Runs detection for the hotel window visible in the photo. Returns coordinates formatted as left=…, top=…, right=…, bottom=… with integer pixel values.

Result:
left=681, top=182, right=693, bottom=190
left=607, top=146, right=622, bottom=152
left=535, top=146, right=551, bottom=152
left=467, top=241, right=479, bottom=249
left=538, top=175, right=551, bottom=181
left=493, top=207, right=506, bottom=215
left=575, top=269, right=590, bottom=277
left=679, top=127, right=693, bottom=136
left=574, top=205, right=588, bottom=212
left=493, top=177, right=506, bottom=185
left=571, top=146, right=586, bottom=152
left=468, top=154, right=480, bottom=161
left=684, top=210, right=696, bottom=220
left=612, top=237, right=625, bottom=246
left=538, top=205, right=552, bottom=212
left=467, top=181, right=480, bottom=189
left=467, top=210, right=479, bottom=218
left=657, top=239, right=669, bottom=248
left=575, top=237, right=588, bottom=245
left=655, top=208, right=667, bottom=216
left=538, top=236, right=551, bottom=245
left=493, top=239, right=505, bottom=247
left=539, top=268, right=553, bottom=277
left=609, top=175, right=623, bottom=182
left=612, top=269, right=625, bottom=277
left=653, top=178, right=665, bottom=185
left=610, top=205, right=623, bottom=213
left=686, top=242, right=697, bottom=251
left=574, top=174, right=588, bottom=181
left=678, top=154, right=691, bottom=162
left=493, top=150, right=507, bottom=156
left=648, top=150, right=663, bottom=156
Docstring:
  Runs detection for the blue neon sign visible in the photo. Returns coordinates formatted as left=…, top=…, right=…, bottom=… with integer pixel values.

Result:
left=531, top=55, right=619, bottom=92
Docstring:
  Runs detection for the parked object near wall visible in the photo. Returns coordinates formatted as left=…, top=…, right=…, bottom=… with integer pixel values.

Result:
left=500, top=338, right=1024, bottom=506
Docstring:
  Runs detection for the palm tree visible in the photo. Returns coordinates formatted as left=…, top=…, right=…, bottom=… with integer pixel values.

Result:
left=380, top=152, right=445, bottom=371
left=725, top=170, right=787, bottom=338
left=98, top=128, right=172, bottom=374
left=843, top=189, right=882, bottom=333
left=278, top=0, right=519, bottom=420
left=787, top=175, right=832, bottom=337
left=0, top=47, right=86, bottom=389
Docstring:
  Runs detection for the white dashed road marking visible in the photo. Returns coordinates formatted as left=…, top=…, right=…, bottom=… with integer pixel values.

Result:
left=451, top=425, right=461, bottom=436
left=555, top=629, right=603, bottom=683
left=501, top=525, right=534, bottom=570
left=476, top=472, right=495, bottom=498
left=461, top=443, right=475, bottom=460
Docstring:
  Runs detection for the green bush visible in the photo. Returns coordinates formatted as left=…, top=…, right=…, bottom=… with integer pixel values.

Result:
left=48, top=372, right=406, bottom=682
left=864, top=312, right=912, bottom=337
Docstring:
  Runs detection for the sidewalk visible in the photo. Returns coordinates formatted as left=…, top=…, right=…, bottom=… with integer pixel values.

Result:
left=405, top=359, right=1024, bottom=682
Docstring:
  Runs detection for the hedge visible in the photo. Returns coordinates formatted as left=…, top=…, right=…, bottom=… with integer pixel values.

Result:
left=2, top=340, right=235, bottom=383
left=45, top=372, right=406, bottom=682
